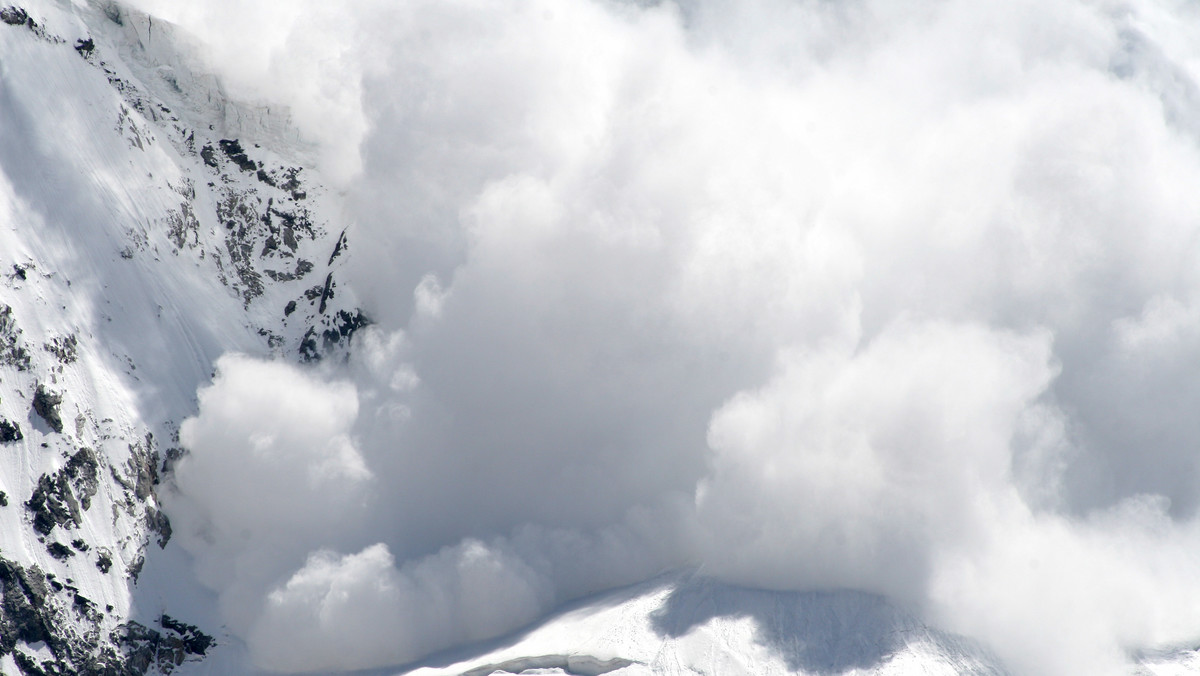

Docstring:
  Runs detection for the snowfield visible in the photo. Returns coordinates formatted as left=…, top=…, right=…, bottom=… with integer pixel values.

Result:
left=404, top=574, right=1008, bottom=676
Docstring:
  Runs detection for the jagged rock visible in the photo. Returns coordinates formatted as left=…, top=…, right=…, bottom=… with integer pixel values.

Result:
left=65, top=448, right=99, bottom=509
left=199, top=143, right=217, bottom=168
left=26, top=471, right=81, bottom=535
left=0, top=6, right=28, bottom=26
left=218, top=139, right=256, bottom=173
left=0, top=491, right=7, bottom=507
left=146, top=507, right=171, bottom=548
left=0, top=418, right=22, bottom=443
left=115, top=615, right=213, bottom=674
left=0, top=304, right=31, bottom=371
left=0, top=557, right=54, bottom=653
left=32, top=384, right=63, bottom=433
left=3, top=555, right=193, bottom=676
left=328, top=228, right=347, bottom=265
left=159, top=446, right=186, bottom=476
left=160, top=615, right=214, bottom=657
left=46, top=542, right=73, bottom=560
left=317, top=272, right=334, bottom=313
left=323, top=309, right=369, bottom=352
left=124, top=438, right=158, bottom=501
left=25, top=448, right=97, bottom=536
left=43, top=334, right=78, bottom=365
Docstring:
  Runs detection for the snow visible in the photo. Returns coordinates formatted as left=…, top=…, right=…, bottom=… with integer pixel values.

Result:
left=401, top=573, right=1007, bottom=676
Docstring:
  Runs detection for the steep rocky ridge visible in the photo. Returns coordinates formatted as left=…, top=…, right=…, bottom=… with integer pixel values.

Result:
left=0, top=1, right=365, bottom=673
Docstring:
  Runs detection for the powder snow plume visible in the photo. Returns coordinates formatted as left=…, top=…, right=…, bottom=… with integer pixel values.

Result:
left=122, top=0, right=1200, bottom=673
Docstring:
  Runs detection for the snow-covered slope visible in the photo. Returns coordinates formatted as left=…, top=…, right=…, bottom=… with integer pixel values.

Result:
left=1, top=1, right=362, bottom=673
left=403, top=574, right=1008, bottom=676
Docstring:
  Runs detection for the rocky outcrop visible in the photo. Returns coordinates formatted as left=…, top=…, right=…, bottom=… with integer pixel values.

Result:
left=0, top=304, right=31, bottom=371
left=25, top=448, right=99, bottom=536
left=32, top=384, right=63, bottom=434
left=2, top=554, right=212, bottom=676
left=0, top=419, right=21, bottom=443
left=118, top=615, right=213, bottom=675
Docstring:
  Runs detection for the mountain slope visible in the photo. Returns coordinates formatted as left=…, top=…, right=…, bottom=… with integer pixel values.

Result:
left=403, top=574, right=1008, bottom=676
left=1, top=1, right=362, bottom=673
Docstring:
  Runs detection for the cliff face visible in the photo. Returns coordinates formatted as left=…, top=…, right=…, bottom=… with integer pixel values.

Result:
left=0, top=2, right=363, bottom=673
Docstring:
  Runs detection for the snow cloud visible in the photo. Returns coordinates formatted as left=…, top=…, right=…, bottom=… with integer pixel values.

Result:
left=149, top=0, right=1200, bottom=673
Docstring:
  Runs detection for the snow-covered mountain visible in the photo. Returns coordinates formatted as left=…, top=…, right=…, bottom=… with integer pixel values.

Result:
left=403, top=574, right=1010, bottom=676
left=6, top=1, right=1200, bottom=676
left=2, top=1, right=362, bottom=672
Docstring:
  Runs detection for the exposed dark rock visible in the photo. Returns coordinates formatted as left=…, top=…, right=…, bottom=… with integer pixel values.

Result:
left=46, top=542, right=74, bottom=560
left=0, top=4, right=59, bottom=41
left=2, top=552, right=193, bottom=675
left=115, top=616, right=212, bottom=674
left=166, top=197, right=200, bottom=250
left=0, top=557, right=54, bottom=652
left=146, top=507, right=171, bottom=548
left=0, top=418, right=22, bottom=443
left=160, top=446, right=186, bottom=476
left=124, top=438, right=158, bottom=501
left=318, top=272, right=334, bottom=313
left=74, top=37, right=93, bottom=56
left=161, top=615, right=214, bottom=656
left=65, top=448, right=99, bottom=510
left=264, top=258, right=313, bottom=283
left=13, top=650, right=49, bottom=676
left=328, top=228, right=347, bottom=265
left=0, top=491, right=7, bottom=507
left=299, top=327, right=319, bottom=362
left=1, top=304, right=32, bottom=371
left=323, top=309, right=369, bottom=352
left=278, top=166, right=302, bottom=192
left=0, top=6, right=28, bottom=25
left=127, top=555, right=143, bottom=582
left=70, top=538, right=89, bottom=552
left=216, top=192, right=266, bottom=304
left=218, top=139, right=256, bottom=173
left=199, top=143, right=217, bottom=168
left=284, top=300, right=297, bottom=317
left=283, top=225, right=299, bottom=251
left=32, top=385, right=64, bottom=433
left=72, top=590, right=94, bottom=615
left=25, top=448, right=97, bottom=536
left=26, top=471, right=81, bottom=535
left=43, top=334, right=78, bottom=365
left=95, top=551, right=112, bottom=574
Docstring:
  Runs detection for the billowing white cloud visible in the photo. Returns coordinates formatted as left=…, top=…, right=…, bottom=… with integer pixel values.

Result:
left=154, top=0, right=1200, bottom=673
left=171, top=354, right=371, bottom=633
left=696, top=321, right=1061, bottom=602
left=249, top=541, right=548, bottom=673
